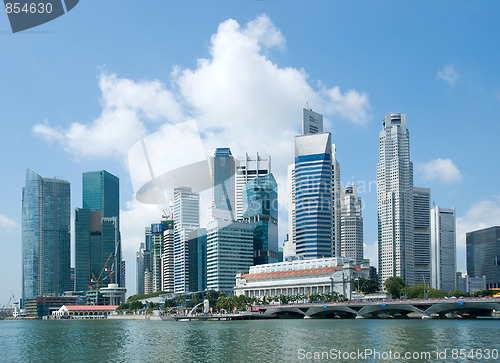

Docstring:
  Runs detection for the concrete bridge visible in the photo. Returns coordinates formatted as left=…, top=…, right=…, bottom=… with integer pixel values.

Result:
left=257, top=297, right=500, bottom=319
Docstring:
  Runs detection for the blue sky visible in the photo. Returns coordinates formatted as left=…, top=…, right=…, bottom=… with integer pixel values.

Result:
left=1, top=1, right=500, bottom=305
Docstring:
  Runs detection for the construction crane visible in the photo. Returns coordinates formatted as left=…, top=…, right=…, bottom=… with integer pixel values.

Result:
left=7, top=291, right=15, bottom=307
left=89, top=253, right=113, bottom=289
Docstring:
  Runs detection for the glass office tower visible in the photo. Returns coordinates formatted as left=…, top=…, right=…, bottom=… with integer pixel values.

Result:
left=211, top=148, right=235, bottom=220
left=75, top=170, right=122, bottom=291
left=242, top=174, right=279, bottom=265
left=22, top=169, right=71, bottom=301
left=294, top=132, right=334, bottom=259
left=466, top=226, right=500, bottom=289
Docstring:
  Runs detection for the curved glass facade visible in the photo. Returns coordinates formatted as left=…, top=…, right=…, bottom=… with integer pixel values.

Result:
left=22, top=169, right=71, bottom=300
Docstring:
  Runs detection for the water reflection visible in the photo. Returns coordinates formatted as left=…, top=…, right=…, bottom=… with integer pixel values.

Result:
left=0, top=319, right=498, bottom=362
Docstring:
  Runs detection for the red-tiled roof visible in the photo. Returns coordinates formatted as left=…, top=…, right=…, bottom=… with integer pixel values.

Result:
left=63, top=305, right=118, bottom=311
left=242, top=266, right=362, bottom=280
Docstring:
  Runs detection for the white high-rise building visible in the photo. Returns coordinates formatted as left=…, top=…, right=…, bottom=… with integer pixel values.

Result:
left=161, top=226, right=175, bottom=292
left=206, top=219, right=254, bottom=293
left=339, top=185, right=364, bottom=265
left=377, top=113, right=415, bottom=286
left=431, top=206, right=456, bottom=291
left=235, top=153, right=271, bottom=221
left=173, top=187, right=200, bottom=293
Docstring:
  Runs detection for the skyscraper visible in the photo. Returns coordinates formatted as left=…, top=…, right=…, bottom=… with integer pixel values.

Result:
left=136, top=227, right=153, bottom=295
left=302, top=108, right=324, bottom=135
left=82, top=170, right=119, bottom=221
left=173, top=187, right=200, bottom=293
left=188, top=228, right=207, bottom=293
left=211, top=148, right=235, bottom=220
left=466, top=226, right=500, bottom=289
left=242, top=174, right=279, bottom=265
left=292, top=109, right=338, bottom=259
left=339, top=185, right=364, bottom=265
left=150, top=219, right=175, bottom=292
left=331, top=146, right=341, bottom=257
left=75, top=170, right=123, bottom=291
left=235, top=153, right=271, bottom=221
left=206, top=219, right=254, bottom=293
left=430, top=206, right=456, bottom=291
left=377, top=113, right=415, bottom=286
left=413, top=188, right=431, bottom=285
left=22, top=169, right=71, bottom=301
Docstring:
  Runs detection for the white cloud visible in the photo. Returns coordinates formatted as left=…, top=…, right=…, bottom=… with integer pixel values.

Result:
left=416, top=158, right=462, bottom=184
left=120, top=198, right=165, bottom=254
left=35, top=14, right=370, bottom=164
left=437, top=64, right=459, bottom=86
left=456, top=197, right=500, bottom=272
left=33, top=73, right=184, bottom=159
left=0, top=214, right=18, bottom=233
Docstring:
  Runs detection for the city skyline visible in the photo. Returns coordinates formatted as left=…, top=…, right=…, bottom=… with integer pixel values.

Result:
left=2, top=2, right=500, bottom=305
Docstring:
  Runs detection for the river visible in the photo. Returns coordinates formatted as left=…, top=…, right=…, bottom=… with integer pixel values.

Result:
left=0, top=319, right=498, bottom=362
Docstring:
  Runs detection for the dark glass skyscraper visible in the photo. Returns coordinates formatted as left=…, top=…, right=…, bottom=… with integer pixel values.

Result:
left=211, top=148, right=235, bottom=220
left=188, top=228, right=207, bottom=293
left=75, top=170, right=122, bottom=291
left=466, top=226, right=500, bottom=289
left=22, top=169, right=71, bottom=301
left=83, top=170, right=119, bottom=221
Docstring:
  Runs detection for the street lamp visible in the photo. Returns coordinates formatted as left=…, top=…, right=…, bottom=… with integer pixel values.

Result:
left=422, top=276, right=429, bottom=299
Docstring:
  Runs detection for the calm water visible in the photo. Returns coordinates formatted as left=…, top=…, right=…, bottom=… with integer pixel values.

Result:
left=0, top=319, right=498, bottom=362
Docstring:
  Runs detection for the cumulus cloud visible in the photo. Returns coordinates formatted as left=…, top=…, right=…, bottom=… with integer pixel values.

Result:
left=34, top=14, right=370, bottom=167
left=416, top=158, right=462, bottom=184
left=120, top=198, right=165, bottom=253
left=456, top=197, right=500, bottom=272
left=33, top=73, right=184, bottom=159
left=0, top=214, right=18, bottom=233
left=437, top=64, right=459, bottom=86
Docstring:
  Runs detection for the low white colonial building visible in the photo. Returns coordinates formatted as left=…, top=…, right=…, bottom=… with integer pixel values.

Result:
left=234, top=257, right=369, bottom=300
left=52, top=305, right=119, bottom=319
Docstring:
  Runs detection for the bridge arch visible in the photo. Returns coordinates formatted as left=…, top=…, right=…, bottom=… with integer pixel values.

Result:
left=357, top=304, right=425, bottom=318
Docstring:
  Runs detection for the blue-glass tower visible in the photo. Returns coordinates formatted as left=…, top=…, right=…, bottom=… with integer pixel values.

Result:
left=83, top=170, right=119, bottom=221
left=242, top=174, right=279, bottom=265
left=75, top=170, right=122, bottom=291
left=294, top=132, right=334, bottom=259
left=211, top=148, right=235, bottom=220
left=22, top=169, right=71, bottom=301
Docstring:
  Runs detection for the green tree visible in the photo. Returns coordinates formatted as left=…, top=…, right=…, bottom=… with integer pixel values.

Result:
left=384, top=277, right=406, bottom=298
left=117, top=302, right=130, bottom=311
left=129, top=300, right=144, bottom=310
left=176, top=295, right=186, bottom=307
